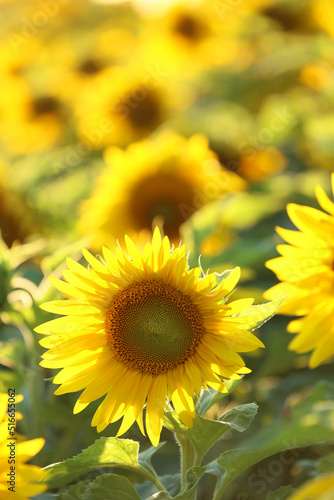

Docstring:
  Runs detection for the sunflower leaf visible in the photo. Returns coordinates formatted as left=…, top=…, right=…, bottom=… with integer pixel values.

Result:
left=82, top=473, right=141, bottom=500
left=317, top=451, right=334, bottom=473
left=33, top=493, right=59, bottom=500
left=174, top=466, right=207, bottom=500
left=165, top=411, right=229, bottom=461
left=56, top=479, right=91, bottom=499
left=220, top=403, right=258, bottom=432
left=44, top=437, right=161, bottom=489
left=165, top=403, right=257, bottom=462
left=160, top=473, right=182, bottom=497
left=136, top=474, right=181, bottom=500
left=236, top=296, right=286, bottom=331
left=208, top=381, right=334, bottom=499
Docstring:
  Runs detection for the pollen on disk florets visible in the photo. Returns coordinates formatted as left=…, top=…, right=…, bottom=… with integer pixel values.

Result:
left=105, top=278, right=206, bottom=376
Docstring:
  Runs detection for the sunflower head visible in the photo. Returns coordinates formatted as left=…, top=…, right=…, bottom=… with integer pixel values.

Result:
left=264, top=173, right=334, bottom=367
left=78, top=131, right=246, bottom=251
left=171, top=8, right=210, bottom=43
left=37, top=227, right=266, bottom=446
left=74, top=65, right=169, bottom=149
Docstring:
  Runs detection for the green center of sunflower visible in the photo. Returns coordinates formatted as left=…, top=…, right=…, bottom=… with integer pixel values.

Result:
left=105, top=279, right=205, bottom=376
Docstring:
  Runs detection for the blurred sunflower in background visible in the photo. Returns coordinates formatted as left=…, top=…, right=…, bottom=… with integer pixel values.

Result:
left=78, top=130, right=245, bottom=250
left=37, top=228, right=263, bottom=446
left=73, top=62, right=181, bottom=149
left=264, top=173, right=334, bottom=367
left=0, top=74, right=69, bottom=154
left=0, top=165, right=41, bottom=247
left=138, top=0, right=243, bottom=76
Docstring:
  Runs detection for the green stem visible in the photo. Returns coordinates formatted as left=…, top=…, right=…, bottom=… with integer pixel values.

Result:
left=176, top=433, right=196, bottom=492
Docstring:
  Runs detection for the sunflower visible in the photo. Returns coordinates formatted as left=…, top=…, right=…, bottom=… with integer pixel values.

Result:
left=264, top=173, right=334, bottom=367
left=138, top=0, right=244, bottom=76
left=73, top=61, right=174, bottom=149
left=258, top=0, right=317, bottom=34
left=59, top=26, right=137, bottom=101
left=287, top=473, right=334, bottom=500
left=78, top=130, right=245, bottom=250
left=0, top=72, right=69, bottom=155
left=37, top=228, right=264, bottom=446
left=0, top=393, right=47, bottom=499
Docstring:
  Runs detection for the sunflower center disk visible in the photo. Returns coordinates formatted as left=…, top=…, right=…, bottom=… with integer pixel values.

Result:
left=129, top=173, right=195, bottom=240
left=105, top=279, right=206, bottom=376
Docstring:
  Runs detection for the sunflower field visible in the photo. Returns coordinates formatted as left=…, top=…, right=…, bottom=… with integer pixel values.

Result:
left=1, top=0, right=334, bottom=499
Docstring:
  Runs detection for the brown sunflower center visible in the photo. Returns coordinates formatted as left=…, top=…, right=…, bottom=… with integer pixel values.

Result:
left=105, top=279, right=206, bottom=376
left=31, top=96, right=61, bottom=117
left=261, top=5, right=314, bottom=33
left=117, top=88, right=162, bottom=130
left=172, top=13, right=208, bottom=41
left=129, top=172, right=195, bottom=240
left=78, top=58, right=104, bottom=75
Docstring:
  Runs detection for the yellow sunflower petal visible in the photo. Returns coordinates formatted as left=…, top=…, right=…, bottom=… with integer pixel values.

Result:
left=167, top=370, right=195, bottom=428
left=316, top=184, right=334, bottom=216
left=146, top=375, right=168, bottom=447
left=265, top=177, right=334, bottom=368
left=210, top=267, right=241, bottom=299
left=276, top=226, right=326, bottom=249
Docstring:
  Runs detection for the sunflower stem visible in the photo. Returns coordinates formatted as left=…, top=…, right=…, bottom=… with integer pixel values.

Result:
left=176, top=433, right=197, bottom=493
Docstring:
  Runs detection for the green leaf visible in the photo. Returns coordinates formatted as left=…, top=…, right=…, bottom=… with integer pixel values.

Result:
left=266, top=485, right=296, bottom=500
left=34, top=493, right=59, bottom=500
left=137, top=475, right=181, bottom=499
left=44, top=437, right=161, bottom=490
left=164, top=411, right=229, bottom=462
left=236, top=297, right=285, bottom=331
left=134, top=467, right=200, bottom=500
left=160, top=474, right=182, bottom=497
left=56, top=480, right=90, bottom=499
left=164, top=404, right=257, bottom=463
left=317, top=451, right=334, bottom=474
left=210, top=381, right=334, bottom=499
left=220, top=403, right=258, bottom=433
left=197, top=379, right=241, bottom=417
left=83, top=474, right=141, bottom=500
left=174, top=467, right=207, bottom=500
